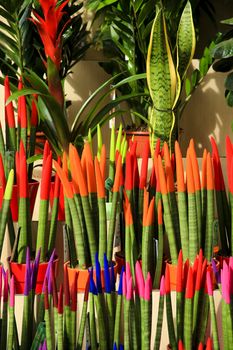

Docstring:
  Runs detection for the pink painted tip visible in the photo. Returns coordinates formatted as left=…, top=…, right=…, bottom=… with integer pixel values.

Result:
left=222, top=261, right=230, bottom=304
left=10, top=276, right=15, bottom=307
left=135, top=261, right=145, bottom=298
left=206, top=269, right=213, bottom=296
left=126, top=276, right=133, bottom=300
left=144, top=273, right=152, bottom=301
left=123, top=271, right=127, bottom=297
left=160, top=275, right=165, bottom=296
left=165, top=264, right=170, bottom=294
left=229, top=257, right=233, bottom=295
left=126, top=262, right=131, bottom=282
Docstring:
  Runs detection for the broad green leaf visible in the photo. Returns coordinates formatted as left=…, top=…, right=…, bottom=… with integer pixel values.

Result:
left=211, top=38, right=233, bottom=59
left=147, top=9, right=177, bottom=109
left=176, top=1, right=196, bottom=79
left=6, top=88, right=40, bottom=104
left=191, top=69, right=200, bottom=87
left=23, top=69, right=50, bottom=94
left=185, top=78, right=191, bottom=96
left=199, top=56, right=209, bottom=77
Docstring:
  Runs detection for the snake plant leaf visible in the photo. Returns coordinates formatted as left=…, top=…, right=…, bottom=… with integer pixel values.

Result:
left=221, top=17, right=233, bottom=26
left=212, top=38, right=233, bottom=59
left=147, top=8, right=177, bottom=109
left=176, top=1, right=196, bottom=80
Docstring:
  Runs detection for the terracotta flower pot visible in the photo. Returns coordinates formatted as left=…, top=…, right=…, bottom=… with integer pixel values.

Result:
left=125, top=131, right=149, bottom=158
left=9, top=258, right=59, bottom=294
left=0, top=180, right=39, bottom=221
left=66, top=260, right=118, bottom=292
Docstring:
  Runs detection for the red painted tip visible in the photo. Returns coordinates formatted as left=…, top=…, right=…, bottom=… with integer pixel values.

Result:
left=176, top=250, right=183, bottom=293
left=175, top=141, right=185, bottom=192
left=69, top=144, right=88, bottom=197
left=19, top=141, right=28, bottom=198
left=95, top=157, right=105, bottom=198
left=53, top=169, right=61, bottom=199
left=44, top=279, right=49, bottom=310
left=139, top=139, right=150, bottom=189
left=158, top=155, right=168, bottom=195
left=165, top=264, right=171, bottom=294
left=178, top=340, right=184, bottom=350
left=71, top=272, right=77, bottom=311
left=154, top=139, right=161, bottom=156
left=226, top=136, right=233, bottom=190
left=4, top=76, right=15, bottom=128
left=64, top=264, right=70, bottom=307
left=183, top=259, right=190, bottom=290
left=157, top=199, right=163, bottom=225
left=30, top=98, right=38, bottom=127
left=58, top=284, right=63, bottom=314
left=41, top=152, right=52, bottom=200
left=185, top=266, right=194, bottom=299
left=206, top=337, right=212, bottom=350
left=201, top=149, right=207, bottom=190
left=206, top=153, right=214, bottom=190
left=62, top=152, right=68, bottom=176
left=198, top=343, right=204, bottom=350
left=43, top=140, right=51, bottom=161
left=125, top=152, right=133, bottom=191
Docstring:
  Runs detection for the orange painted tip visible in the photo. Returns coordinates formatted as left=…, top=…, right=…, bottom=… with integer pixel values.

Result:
left=100, top=144, right=106, bottom=180
left=157, top=155, right=168, bottom=195
left=139, top=139, right=150, bottom=189
left=143, top=188, right=149, bottom=226
left=0, top=154, right=6, bottom=189
left=154, top=138, right=161, bottom=157
left=41, top=152, right=52, bottom=200
left=149, top=166, right=156, bottom=188
left=54, top=160, right=73, bottom=199
left=185, top=266, right=194, bottom=299
left=69, top=144, right=88, bottom=197
left=81, top=143, right=87, bottom=180
left=112, top=154, right=122, bottom=192
left=62, top=151, right=68, bottom=175
left=86, top=157, right=97, bottom=194
left=201, top=149, right=207, bottom=190
left=145, top=197, right=155, bottom=226
left=186, top=153, right=195, bottom=193
left=157, top=199, right=163, bottom=225
left=94, top=157, right=105, bottom=198
left=189, top=146, right=201, bottom=191
left=175, top=141, right=185, bottom=192
left=85, top=141, right=93, bottom=164
left=125, top=202, right=133, bottom=226
left=166, top=163, right=175, bottom=193
left=165, top=264, right=171, bottom=294
left=125, top=152, right=133, bottom=191
left=4, top=76, right=15, bottom=128
left=198, top=343, right=204, bottom=350
left=176, top=250, right=183, bottom=293
left=206, top=337, right=212, bottom=350
left=178, top=340, right=184, bottom=350
left=206, top=153, right=214, bottom=190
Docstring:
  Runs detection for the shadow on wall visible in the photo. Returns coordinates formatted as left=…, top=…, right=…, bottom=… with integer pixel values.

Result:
left=180, top=62, right=233, bottom=158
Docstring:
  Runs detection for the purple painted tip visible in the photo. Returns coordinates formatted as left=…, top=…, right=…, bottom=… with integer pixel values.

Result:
left=95, top=253, right=102, bottom=293
left=135, top=261, right=145, bottom=298
left=118, top=267, right=124, bottom=295
left=89, top=268, right=97, bottom=295
left=113, top=343, right=117, bottom=350
left=111, top=262, right=115, bottom=292
left=24, top=247, right=31, bottom=296
left=206, top=270, right=213, bottom=296
left=31, top=248, right=41, bottom=290
left=48, top=265, right=54, bottom=295
left=104, top=254, right=111, bottom=294
left=211, top=258, right=221, bottom=285
left=10, top=276, right=15, bottom=307
left=42, top=251, right=55, bottom=293
left=119, top=344, right=124, bottom=350
left=144, top=273, right=152, bottom=301
left=126, top=276, right=133, bottom=300
left=160, top=276, right=165, bottom=296
left=0, top=265, right=2, bottom=299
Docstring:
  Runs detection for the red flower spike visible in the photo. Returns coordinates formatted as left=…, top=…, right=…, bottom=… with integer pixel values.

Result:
left=71, top=272, right=77, bottom=312
left=18, top=79, right=27, bottom=129
left=178, top=340, right=184, bottom=350
left=176, top=250, right=183, bottom=293
left=30, top=98, right=38, bottom=127
left=165, top=264, right=171, bottom=294
left=44, top=279, right=49, bottom=310
left=95, top=157, right=105, bottom=199
left=158, top=155, right=168, bottom=195
left=58, top=284, right=63, bottom=314
left=206, top=153, right=214, bottom=191
left=0, top=154, right=6, bottom=189
left=185, top=266, right=194, bottom=299
left=4, top=76, right=15, bottom=128
left=64, top=264, right=70, bottom=307
left=125, top=152, right=133, bottom=191
left=19, top=141, right=28, bottom=198
left=206, top=337, right=213, bottom=350
left=139, top=139, right=150, bottom=190
left=43, top=140, right=51, bottom=162
left=175, top=141, right=185, bottom=192
left=41, top=152, right=52, bottom=200
left=100, top=144, right=106, bottom=180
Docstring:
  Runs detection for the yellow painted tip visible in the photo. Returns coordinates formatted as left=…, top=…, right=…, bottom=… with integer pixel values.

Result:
left=4, top=169, right=14, bottom=200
